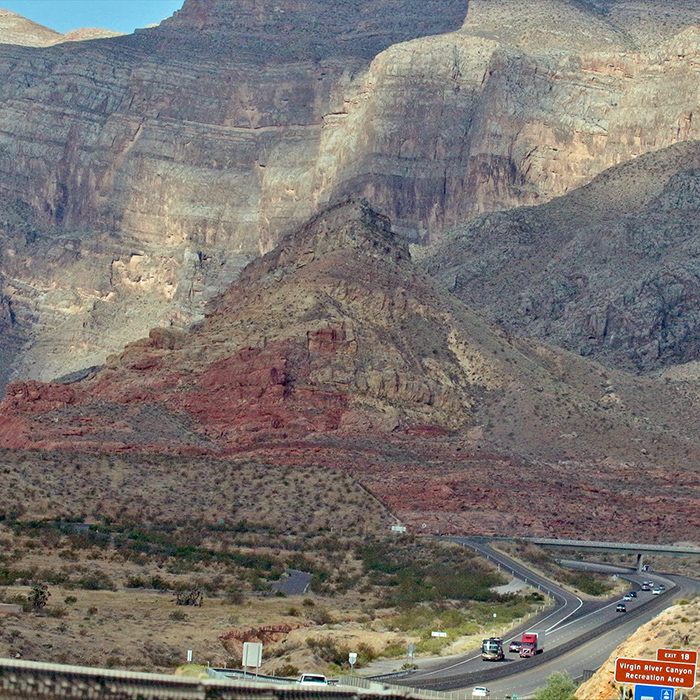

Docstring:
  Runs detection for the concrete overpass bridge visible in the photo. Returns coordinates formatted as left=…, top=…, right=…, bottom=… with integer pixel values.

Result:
left=482, top=537, right=700, bottom=572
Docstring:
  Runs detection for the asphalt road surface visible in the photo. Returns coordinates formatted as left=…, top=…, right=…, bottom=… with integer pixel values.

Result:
left=271, top=570, right=312, bottom=596
left=388, top=539, right=699, bottom=695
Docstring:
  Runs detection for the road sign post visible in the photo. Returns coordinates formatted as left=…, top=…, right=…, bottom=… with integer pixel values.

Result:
left=243, top=642, right=263, bottom=678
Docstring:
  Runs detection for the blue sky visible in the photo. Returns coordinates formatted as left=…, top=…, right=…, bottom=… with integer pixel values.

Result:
left=1, top=0, right=185, bottom=34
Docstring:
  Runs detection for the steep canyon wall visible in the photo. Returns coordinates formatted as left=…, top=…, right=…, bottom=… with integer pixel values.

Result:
left=1, top=0, right=700, bottom=383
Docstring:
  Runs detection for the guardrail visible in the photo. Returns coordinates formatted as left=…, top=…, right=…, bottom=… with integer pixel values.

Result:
left=340, top=675, right=472, bottom=700
left=206, top=667, right=299, bottom=684
left=0, top=658, right=481, bottom=700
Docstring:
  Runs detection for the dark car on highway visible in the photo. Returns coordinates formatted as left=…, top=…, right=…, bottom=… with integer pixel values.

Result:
left=616, top=603, right=627, bottom=612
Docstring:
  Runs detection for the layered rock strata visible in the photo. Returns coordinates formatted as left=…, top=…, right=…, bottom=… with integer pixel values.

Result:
left=3, top=0, right=700, bottom=384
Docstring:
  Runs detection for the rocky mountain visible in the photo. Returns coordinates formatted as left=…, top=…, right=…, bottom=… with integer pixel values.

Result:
left=0, top=9, right=123, bottom=46
left=4, top=200, right=700, bottom=541
left=0, top=9, right=62, bottom=46
left=2, top=0, right=700, bottom=386
left=422, top=140, right=700, bottom=373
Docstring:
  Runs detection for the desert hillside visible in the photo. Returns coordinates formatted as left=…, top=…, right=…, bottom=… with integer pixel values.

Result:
left=0, top=8, right=123, bottom=46
left=423, top=140, right=700, bottom=373
left=4, top=201, right=700, bottom=541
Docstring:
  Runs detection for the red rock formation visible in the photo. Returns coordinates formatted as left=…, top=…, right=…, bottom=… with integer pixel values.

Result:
left=218, top=623, right=310, bottom=658
left=4, top=201, right=700, bottom=542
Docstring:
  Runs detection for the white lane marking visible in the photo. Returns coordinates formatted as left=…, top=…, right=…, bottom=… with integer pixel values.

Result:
left=413, top=547, right=583, bottom=677
left=544, top=595, right=584, bottom=633
left=464, top=542, right=584, bottom=634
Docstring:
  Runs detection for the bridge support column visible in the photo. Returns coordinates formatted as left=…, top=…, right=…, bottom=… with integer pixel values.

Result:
left=636, top=553, right=644, bottom=572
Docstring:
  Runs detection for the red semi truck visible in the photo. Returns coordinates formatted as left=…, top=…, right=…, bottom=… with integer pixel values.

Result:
left=519, top=632, right=544, bottom=658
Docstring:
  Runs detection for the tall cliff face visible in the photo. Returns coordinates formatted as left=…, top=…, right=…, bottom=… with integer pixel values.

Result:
left=0, top=0, right=470, bottom=384
left=152, top=0, right=471, bottom=62
left=2, top=0, right=700, bottom=385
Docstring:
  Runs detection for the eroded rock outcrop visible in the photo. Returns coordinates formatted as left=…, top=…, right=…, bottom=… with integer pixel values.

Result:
left=5, top=202, right=700, bottom=541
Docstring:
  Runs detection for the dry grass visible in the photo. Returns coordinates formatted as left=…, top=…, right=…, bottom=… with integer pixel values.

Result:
left=0, top=584, right=395, bottom=673
left=0, top=449, right=545, bottom=675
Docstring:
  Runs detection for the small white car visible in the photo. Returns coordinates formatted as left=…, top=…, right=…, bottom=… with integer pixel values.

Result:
left=473, top=687, right=490, bottom=698
left=623, top=594, right=633, bottom=600
left=299, top=674, right=328, bottom=685
left=652, top=588, right=662, bottom=595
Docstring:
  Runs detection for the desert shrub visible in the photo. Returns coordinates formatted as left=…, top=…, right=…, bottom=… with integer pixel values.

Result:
left=58, top=550, right=79, bottom=561
left=533, top=672, right=578, bottom=700
left=46, top=606, right=67, bottom=618
left=564, top=572, right=612, bottom=597
left=356, top=642, right=377, bottom=665
left=64, top=596, right=77, bottom=604
left=75, top=571, right=115, bottom=590
left=125, top=576, right=147, bottom=588
left=0, top=566, right=31, bottom=585
left=149, top=575, right=170, bottom=590
left=37, top=568, right=69, bottom=585
left=28, top=582, right=49, bottom=612
left=358, top=538, right=504, bottom=605
left=308, top=607, right=335, bottom=625
left=143, top=641, right=182, bottom=667
left=274, top=663, right=299, bottom=678
left=224, top=588, right=244, bottom=605
left=307, top=637, right=348, bottom=665
left=169, top=609, right=187, bottom=621
left=380, top=642, right=409, bottom=658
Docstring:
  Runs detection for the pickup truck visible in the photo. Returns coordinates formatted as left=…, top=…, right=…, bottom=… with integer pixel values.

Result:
left=298, top=674, right=328, bottom=686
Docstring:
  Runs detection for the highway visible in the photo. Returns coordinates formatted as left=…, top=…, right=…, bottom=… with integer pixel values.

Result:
left=389, top=539, right=699, bottom=694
